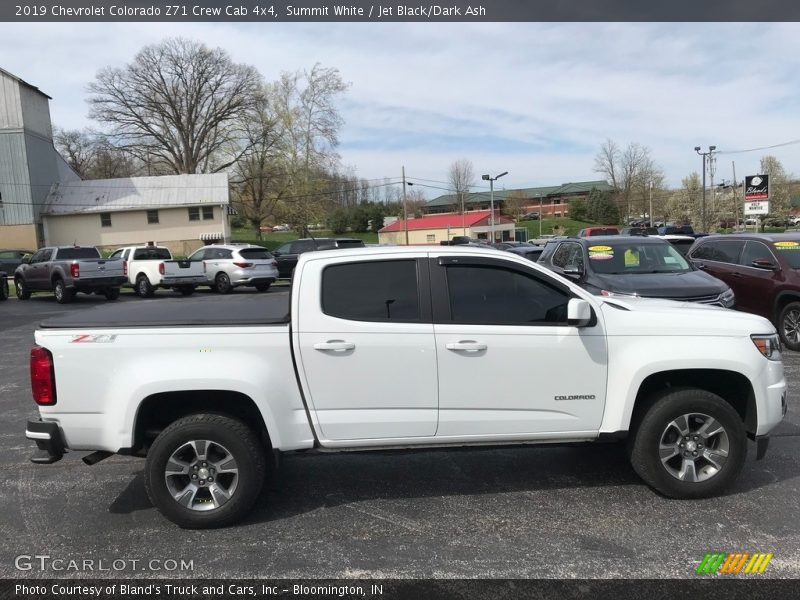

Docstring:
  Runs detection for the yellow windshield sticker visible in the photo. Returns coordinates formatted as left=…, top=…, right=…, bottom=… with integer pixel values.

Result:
left=588, top=245, right=612, bottom=252
left=775, top=241, right=800, bottom=250
left=588, top=245, right=614, bottom=260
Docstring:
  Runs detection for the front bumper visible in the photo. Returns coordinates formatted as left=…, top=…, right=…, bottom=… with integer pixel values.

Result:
left=26, top=419, right=65, bottom=464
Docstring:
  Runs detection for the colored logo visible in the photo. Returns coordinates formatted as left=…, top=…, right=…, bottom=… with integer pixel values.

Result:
left=775, top=241, right=799, bottom=250
left=697, top=552, right=773, bottom=574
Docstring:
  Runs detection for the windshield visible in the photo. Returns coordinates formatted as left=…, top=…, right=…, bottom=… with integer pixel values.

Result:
left=774, top=241, right=800, bottom=268
left=587, top=241, right=692, bottom=274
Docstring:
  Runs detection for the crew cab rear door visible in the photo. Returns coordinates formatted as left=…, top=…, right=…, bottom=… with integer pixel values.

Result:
left=429, top=255, right=608, bottom=436
left=294, top=254, right=438, bottom=441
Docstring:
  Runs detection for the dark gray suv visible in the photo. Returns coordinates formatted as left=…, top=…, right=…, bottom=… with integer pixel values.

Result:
left=537, top=236, right=734, bottom=307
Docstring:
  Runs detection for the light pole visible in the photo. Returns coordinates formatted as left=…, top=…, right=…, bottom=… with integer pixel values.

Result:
left=694, top=145, right=716, bottom=233
left=482, top=171, right=508, bottom=242
left=401, top=166, right=409, bottom=245
left=648, top=180, right=653, bottom=228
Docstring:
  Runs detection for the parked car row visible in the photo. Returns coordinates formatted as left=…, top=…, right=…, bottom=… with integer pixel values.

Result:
left=7, top=238, right=368, bottom=304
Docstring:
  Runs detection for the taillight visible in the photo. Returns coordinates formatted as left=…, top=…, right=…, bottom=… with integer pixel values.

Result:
left=233, top=261, right=253, bottom=268
left=159, top=262, right=165, bottom=275
left=123, top=261, right=128, bottom=276
left=70, top=263, right=80, bottom=278
left=30, top=346, right=56, bottom=406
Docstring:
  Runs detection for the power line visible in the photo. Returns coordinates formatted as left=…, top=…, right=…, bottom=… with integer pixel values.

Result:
left=717, top=139, right=800, bottom=155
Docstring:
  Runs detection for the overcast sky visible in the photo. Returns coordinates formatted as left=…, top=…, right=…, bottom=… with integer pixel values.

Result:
left=2, top=22, right=800, bottom=196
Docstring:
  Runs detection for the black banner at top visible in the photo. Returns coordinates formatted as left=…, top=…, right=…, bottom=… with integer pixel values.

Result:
left=5, top=0, right=800, bottom=22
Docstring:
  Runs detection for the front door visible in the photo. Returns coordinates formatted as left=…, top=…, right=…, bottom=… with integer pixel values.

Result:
left=430, top=256, right=608, bottom=437
left=296, top=256, right=438, bottom=441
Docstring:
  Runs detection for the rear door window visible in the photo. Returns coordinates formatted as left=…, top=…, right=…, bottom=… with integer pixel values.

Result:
left=690, top=240, right=744, bottom=264
left=56, top=247, right=101, bottom=260
left=322, top=260, right=420, bottom=322
left=133, top=247, right=171, bottom=260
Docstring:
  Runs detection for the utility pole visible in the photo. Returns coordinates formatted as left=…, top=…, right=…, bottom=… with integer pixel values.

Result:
left=648, top=180, right=653, bottom=228
left=402, top=166, right=409, bottom=246
left=732, top=161, right=740, bottom=230
left=709, top=153, right=717, bottom=220
left=694, top=145, right=716, bottom=232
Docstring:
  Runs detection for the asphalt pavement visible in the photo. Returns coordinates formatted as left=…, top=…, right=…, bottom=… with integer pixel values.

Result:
left=0, top=289, right=798, bottom=579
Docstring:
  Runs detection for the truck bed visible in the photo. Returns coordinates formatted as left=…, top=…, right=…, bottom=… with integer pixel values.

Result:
left=40, top=292, right=291, bottom=329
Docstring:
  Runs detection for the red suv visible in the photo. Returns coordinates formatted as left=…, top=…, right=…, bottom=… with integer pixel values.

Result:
left=687, top=233, right=800, bottom=349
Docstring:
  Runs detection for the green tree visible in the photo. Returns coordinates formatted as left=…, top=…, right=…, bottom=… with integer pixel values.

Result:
left=328, top=208, right=349, bottom=234
left=568, top=197, right=589, bottom=221
left=369, top=203, right=387, bottom=233
left=349, top=204, right=370, bottom=233
left=759, top=155, right=791, bottom=230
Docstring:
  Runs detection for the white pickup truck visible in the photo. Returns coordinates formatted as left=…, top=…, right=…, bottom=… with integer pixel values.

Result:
left=108, top=245, right=176, bottom=297
left=26, top=246, right=787, bottom=528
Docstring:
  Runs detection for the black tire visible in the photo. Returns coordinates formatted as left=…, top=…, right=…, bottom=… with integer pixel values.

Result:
left=136, top=275, right=155, bottom=298
left=15, top=277, right=31, bottom=300
left=0, top=278, right=7, bottom=301
left=629, top=388, right=746, bottom=499
left=254, top=282, right=271, bottom=292
left=53, top=279, right=73, bottom=304
left=144, top=414, right=266, bottom=529
left=104, top=287, right=121, bottom=301
left=214, top=272, right=232, bottom=294
left=178, top=285, right=195, bottom=296
left=778, top=301, right=800, bottom=351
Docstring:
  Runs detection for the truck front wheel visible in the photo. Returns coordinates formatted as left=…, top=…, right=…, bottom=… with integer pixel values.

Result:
left=15, top=278, right=31, bottom=300
left=144, top=414, right=266, bottom=528
left=629, top=389, right=746, bottom=499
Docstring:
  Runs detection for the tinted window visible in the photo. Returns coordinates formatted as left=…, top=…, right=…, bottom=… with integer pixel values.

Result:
left=238, top=248, right=273, bottom=260
left=667, top=239, right=694, bottom=256
left=551, top=243, right=584, bottom=270
left=56, top=248, right=101, bottom=260
left=188, top=248, right=206, bottom=261
left=740, top=241, right=775, bottom=266
left=109, top=249, right=125, bottom=259
left=445, top=264, right=569, bottom=324
left=274, top=243, right=292, bottom=254
left=30, top=249, right=51, bottom=264
left=771, top=240, right=800, bottom=268
left=691, top=240, right=744, bottom=264
left=133, top=247, right=171, bottom=260
left=334, top=239, right=366, bottom=249
left=322, top=260, right=420, bottom=322
left=206, top=248, right=233, bottom=260
left=293, top=240, right=317, bottom=253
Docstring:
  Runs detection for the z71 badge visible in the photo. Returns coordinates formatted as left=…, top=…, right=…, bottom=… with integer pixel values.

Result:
left=70, top=334, right=118, bottom=343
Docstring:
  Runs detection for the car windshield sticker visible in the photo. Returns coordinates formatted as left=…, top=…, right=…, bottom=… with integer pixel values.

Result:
left=624, top=248, right=640, bottom=267
left=663, top=256, right=679, bottom=264
left=774, top=241, right=800, bottom=250
left=588, top=245, right=614, bottom=260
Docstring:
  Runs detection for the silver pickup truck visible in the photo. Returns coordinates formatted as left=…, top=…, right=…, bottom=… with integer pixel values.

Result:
left=14, top=246, right=126, bottom=304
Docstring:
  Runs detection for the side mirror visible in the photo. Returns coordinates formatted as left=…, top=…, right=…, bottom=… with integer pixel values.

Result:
left=562, top=264, right=583, bottom=279
left=751, top=259, right=778, bottom=271
left=567, top=298, right=593, bottom=327
left=21, top=255, right=31, bottom=265
left=272, top=250, right=281, bottom=256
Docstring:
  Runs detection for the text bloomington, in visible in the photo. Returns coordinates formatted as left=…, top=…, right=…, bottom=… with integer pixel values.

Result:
left=26, top=4, right=486, bottom=18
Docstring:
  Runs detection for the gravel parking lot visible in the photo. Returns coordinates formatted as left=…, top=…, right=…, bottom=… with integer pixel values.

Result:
left=0, top=290, right=798, bottom=579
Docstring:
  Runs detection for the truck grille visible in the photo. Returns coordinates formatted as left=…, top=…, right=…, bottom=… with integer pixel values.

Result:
left=657, top=293, right=723, bottom=306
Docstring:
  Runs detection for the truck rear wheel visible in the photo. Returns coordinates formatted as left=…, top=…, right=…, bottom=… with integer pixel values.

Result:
left=629, top=388, right=746, bottom=499
left=104, top=287, right=121, bottom=301
left=144, top=414, right=266, bottom=528
left=136, top=275, right=155, bottom=298
left=53, top=279, right=73, bottom=304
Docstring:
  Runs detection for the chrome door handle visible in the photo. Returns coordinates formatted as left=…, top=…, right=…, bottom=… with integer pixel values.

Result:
left=446, top=341, right=487, bottom=352
left=313, top=340, right=356, bottom=351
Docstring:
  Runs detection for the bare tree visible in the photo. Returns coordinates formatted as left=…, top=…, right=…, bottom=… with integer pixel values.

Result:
left=87, top=37, right=263, bottom=174
left=54, top=127, right=139, bottom=179
left=448, top=158, right=475, bottom=213
left=594, top=139, right=658, bottom=222
left=502, top=190, right=528, bottom=221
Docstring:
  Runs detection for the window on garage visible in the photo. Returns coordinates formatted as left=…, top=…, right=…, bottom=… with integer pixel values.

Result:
left=100, top=212, right=112, bottom=227
left=202, top=206, right=214, bottom=220
left=146, top=210, right=159, bottom=224
left=188, top=207, right=200, bottom=221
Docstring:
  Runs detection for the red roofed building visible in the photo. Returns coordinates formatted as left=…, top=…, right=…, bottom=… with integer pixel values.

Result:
left=378, top=210, right=515, bottom=245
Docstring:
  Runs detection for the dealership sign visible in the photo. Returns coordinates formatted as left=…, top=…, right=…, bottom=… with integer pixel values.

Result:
left=745, top=174, right=769, bottom=201
left=744, top=200, right=769, bottom=215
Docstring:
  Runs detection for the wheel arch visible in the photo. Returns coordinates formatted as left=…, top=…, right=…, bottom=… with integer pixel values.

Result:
left=774, top=291, right=800, bottom=322
left=629, top=369, right=757, bottom=436
left=131, top=390, right=273, bottom=456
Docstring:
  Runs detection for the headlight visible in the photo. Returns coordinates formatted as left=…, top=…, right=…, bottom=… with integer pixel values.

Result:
left=751, top=334, right=782, bottom=361
left=720, top=288, right=735, bottom=307
left=600, top=290, right=639, bottom=298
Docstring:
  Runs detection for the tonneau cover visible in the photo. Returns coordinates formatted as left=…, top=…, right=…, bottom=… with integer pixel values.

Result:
left=40, top=293, right=290, bottom=329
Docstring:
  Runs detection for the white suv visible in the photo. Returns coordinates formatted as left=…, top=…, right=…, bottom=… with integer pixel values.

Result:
left=188, top=244, right=279, bottom=293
